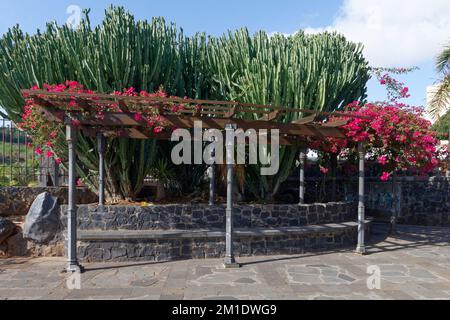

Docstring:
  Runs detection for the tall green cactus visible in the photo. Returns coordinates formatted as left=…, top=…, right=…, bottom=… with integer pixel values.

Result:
left=206, top=30, right=369, bottom=198
left=0, top=6, right=369, bottom=200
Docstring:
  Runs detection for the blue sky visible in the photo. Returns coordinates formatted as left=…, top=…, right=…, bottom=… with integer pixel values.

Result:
left=0, top=0, right=448, bottom=110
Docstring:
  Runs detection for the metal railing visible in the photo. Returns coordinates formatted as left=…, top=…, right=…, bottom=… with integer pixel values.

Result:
left=0, top=118, right=67, bottom=187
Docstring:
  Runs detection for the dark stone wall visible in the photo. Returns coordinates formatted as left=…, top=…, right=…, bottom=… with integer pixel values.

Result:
left=0, top=187, right=98, bottom=217
left=396, top=178, right=449, bottom=226
left=60, top=202, right=357, bottom=231
left=77, top=225, right=369, bottom=263
left=282, top=176, right=450, bottom=227
left=360, top=177, right=449, bottom=227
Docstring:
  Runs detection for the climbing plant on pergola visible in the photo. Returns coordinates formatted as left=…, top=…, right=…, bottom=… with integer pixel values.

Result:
left=22, top=89, right=369, bottom=272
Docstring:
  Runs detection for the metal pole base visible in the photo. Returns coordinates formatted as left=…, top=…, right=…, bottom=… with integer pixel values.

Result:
left=355, top=246, right=367, bottom=255
left=224, top=258, right=241, bottom=269
left=390, top=217, right=397, bottom=235
left=65, top=263, right=84, bottom=274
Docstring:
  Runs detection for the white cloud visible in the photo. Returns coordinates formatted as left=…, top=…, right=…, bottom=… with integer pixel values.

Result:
left=304, top=0, right=450, bottom=67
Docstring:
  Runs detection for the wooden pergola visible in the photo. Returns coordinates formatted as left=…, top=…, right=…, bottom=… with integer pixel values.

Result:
left=22, top=90, right=368, bottom=272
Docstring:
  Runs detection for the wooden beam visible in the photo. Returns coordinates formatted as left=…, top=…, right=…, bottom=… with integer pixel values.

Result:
left=80, top=126, right=98, bottom=137
left=35, top=105, right=65, bottom=123
left=74, top=98, right=92, bottom=110
left=192, top=105, right=201, bottom=117
left=302, top=124, right=346, bottom=139
left=292, top=114, right=317, bottom=125
left=263, top=110, right=281, bottom=121
left=322, top=119, right=350, bottom=127
left=156, top=104, right=165, bottom=115
left=161, top=115, right=345, bottom=138
left=32, top=97, right=57, bottom=109
left=224, top=106, right=237, bottom=118
left=80, top=113, right=141, bottom=126
left=126, top=128, right=148, bottom=139
left=116, top=98, right=130, bottom=112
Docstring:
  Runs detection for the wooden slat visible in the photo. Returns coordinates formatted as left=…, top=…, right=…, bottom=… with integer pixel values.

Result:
left=80, top=113, right=140, bottom=126
left=263, top=110, right=282, bottom=121
left=32, top=96, right=58, bottom=109
left=75, top=98, right=98, bottom=112
left=127, top=128, right=149, bottom=139
left=301, top=123, right=345, bottom=139
left=291, top=114, right=317, bottom=125
left=224, top=106, right=237, bottom=118
left=36, top=105, right=65, bottom=123
left=80, top=126, right=100, bottom=137
left=118, top=99, right=129, bottom=112
left=322, top=119, right=350, bottom=127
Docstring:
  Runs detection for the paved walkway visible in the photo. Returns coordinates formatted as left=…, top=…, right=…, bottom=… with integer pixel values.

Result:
left=0, top=224, right=449, bottom=300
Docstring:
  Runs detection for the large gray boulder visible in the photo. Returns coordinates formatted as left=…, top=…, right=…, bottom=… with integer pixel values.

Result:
left=0, top=217, right=15, bottom=244
left=23, top=192, right=61, bottom=244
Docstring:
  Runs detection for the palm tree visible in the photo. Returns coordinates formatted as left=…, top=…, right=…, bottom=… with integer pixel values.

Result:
left=429, top=44, right=450, bottom=121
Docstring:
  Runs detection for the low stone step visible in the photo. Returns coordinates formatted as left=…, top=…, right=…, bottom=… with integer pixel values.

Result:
left=76, top=220, right=372, bottom=262
left=78, top=220, right=371, bottom=241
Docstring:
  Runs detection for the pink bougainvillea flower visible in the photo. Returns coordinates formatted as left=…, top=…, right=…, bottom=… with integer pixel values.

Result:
left=320, top=166, right=329, bottom=175
left=65, top=80, right=80, bottom=88
left=49, top=131, right=58, bottom=139
left=46, top=151, right=54, bottom=158
left=46, top=141, right=53, bottom=148
left=76, top=178, right=82, bottom=186
left=153, top=126, right=164, bottom=134
left=125, top=87, right=135, bottom=95
left=330, top=145, right=339, bottom=154
left=380, top=172, right=391, bottom=181
left=35, top=147, right=43, bottom=155
left=422, top=135, right=436, bottom=144
left=134, top=113, right=143, bottom=122
left=96, top=111, right=105, bottom=120
left=55, top=158, right=62, bottom=165
left=378, top=156, right=388, bottom=166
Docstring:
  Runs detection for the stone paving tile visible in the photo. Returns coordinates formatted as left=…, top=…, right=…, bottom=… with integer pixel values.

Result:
left=0, top=225, right=449, bottom=300
left=0, top=288, right=53, bottom=300
left=63, top=288, right=134, bottom=300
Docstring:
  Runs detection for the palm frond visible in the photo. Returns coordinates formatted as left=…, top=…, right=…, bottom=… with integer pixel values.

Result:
left=429, top=75, right=450, bottom=121
left=436, top=44, right=450, bottom=74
